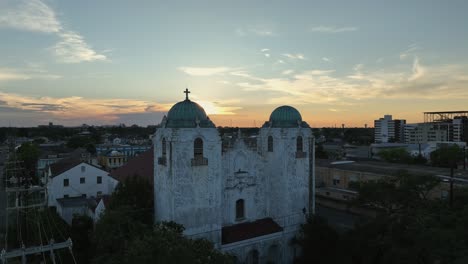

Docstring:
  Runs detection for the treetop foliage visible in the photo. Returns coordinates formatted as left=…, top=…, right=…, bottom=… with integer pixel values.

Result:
left=298, top=170, right=468, bottom=264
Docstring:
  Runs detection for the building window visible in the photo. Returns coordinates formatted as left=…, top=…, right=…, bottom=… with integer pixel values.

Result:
left=82, top=194, right=86, bottom=198
left=297, top=136, right=303, bottom=152
left=80, top=177, right=85, bottom=184
left=64, top=194, right=69, bottom=198
left=63, top=179, right=69, bottom=187
left=162, top=138, right=167, bottom=157
left=333, top=179, right=340, bottom=185
left=81, top=165, right=86, bottom=172
left=194, top=138, right=203, bottom=159
left=97, top=176, right=102, bottom=184
left=267, top=136, right=273, bottom=152
left=236, top=199, right=245, bottom=220
left=97, top=191, right=102, bottom=197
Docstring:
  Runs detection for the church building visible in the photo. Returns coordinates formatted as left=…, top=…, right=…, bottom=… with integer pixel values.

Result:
left=153, top=90, right=314, bottom=263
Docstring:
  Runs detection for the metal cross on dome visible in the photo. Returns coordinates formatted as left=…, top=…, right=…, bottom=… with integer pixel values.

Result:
left=184, top=88, right=190, bottom=100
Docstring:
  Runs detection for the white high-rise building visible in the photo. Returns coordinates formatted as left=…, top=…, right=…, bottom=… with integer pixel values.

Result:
left=404, top=123, right=451, bottom=144
left=374, top=115, right=406, bottom=143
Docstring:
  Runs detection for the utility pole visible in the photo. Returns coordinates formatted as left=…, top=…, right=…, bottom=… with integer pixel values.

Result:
left=450, top=165, right=454, bottom=208
left=464, top=147, right=466, bottom=170
left=1, top=138, right=74, bottom=264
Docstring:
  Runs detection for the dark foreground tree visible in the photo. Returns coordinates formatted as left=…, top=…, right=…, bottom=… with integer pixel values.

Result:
left=91, top=175, right=232, bottom=264
left=430, top=144, right=464, bottom=168
left=124, top=222, right=234, bottom=264
left=298, top=171, right=468, bottom=264
left=295, top=216, right=340, bottom=264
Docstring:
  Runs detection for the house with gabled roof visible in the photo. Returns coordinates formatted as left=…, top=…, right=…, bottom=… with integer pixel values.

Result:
left=45, top=159, right=119, bottom=223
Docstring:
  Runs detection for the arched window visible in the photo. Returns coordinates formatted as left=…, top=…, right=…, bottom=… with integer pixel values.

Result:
left=296, top=136, right=303, bottom=152
left=162, top=138, right=166, bottom=157
left=236, top=199, right=245, bottom=220
left=267, top=136, right=273, bottom=152
left=194, top=138, right=203, bottom=159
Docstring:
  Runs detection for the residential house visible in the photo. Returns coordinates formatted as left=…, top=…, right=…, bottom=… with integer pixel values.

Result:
left=45, top=159, right=119, bottom=224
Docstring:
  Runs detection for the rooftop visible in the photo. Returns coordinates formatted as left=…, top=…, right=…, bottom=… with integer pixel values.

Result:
left=164, top=90, right=215, bottom=128
left=49, top=158, right=83, bottom=177
left=316, top=159, right=468, bottom=180
left=56, top=196, right=98, bottom=209
left=221, top=218, right=283, bottom=245
left=110, top=148, right=154, bottom=184
left=263, top=105, right=310, bottom=128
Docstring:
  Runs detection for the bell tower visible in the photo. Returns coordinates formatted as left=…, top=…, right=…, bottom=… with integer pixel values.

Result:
left=259, top=106, right=312, bottom=227
left=154, top=89, right=222, bottom=243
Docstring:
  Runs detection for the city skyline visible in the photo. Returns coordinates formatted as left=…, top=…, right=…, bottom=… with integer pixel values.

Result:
left=1, top=0, right=468, bottom=127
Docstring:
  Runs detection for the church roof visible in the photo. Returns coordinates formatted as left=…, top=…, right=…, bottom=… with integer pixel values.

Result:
left=263, top=105, right=310, bottom=128
left=165, top=89, right=215, bottom=128
left=110, top=148, right=154, bottom=185
left=221, top=218, right=283, bottom=245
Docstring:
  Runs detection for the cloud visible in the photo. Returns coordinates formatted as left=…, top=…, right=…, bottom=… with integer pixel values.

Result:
left=275, top=60, right=285, bottom=65
left=322, top=57, right=331, bottom=62
left=0, top=91, right=244, bottom=126
left=0, top=0, right=107, bottom=63
left=0, top=91, right=173, bottom=123
left=197, top=100, right=242, bottom=115
left=260, top=48, right=271, bottom=57
left=0, top=67, right=61, bottom=81
left=283, top=53, right=306, bottom=60
left=0, top=69, right=30, bottom=81
left=400, top=44, right=421, bottom=60
left=0, top=0, right=61, bottom=33
left=300, top=69, right=335, bottom=76
left=408, top=57, right=425, bottom=81
left=230, top=58, right=468, bottom=106
left=178, top=66, right=234, bottom=76
left=282, top=69, right=294, bottom=75
left=52, top=31, right=107, bottom=63
left=310, top=26, right=358, bottom=33
left=236, top=26, right=275, bottom=36
left=230, top=71, right=252, bottom=78
left=235, top=28, right=246, bottom=36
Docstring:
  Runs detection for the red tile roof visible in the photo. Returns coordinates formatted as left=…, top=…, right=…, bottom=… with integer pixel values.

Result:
left=222, top=218, right=283, bottom=245
left=49, top=158, right=83, bottom=177
left=110, top=148, right=154, bottom=185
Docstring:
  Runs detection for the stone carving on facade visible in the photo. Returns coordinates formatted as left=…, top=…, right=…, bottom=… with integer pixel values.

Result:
left=225, top=172, right=256, bottom=191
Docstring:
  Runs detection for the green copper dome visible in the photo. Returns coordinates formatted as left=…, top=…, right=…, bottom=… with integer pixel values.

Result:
left=264, top=105, right=309, bottom=128
left=165, top=99, right=215, bottom=128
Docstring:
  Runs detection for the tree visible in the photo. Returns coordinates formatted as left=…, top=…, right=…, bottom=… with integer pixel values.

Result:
left=67, top=135, right=93, bottom=149
left=108, top=175, right=154, bottom=225
left=315, top=144, right=328, bottom=159
left=123, top=222, right=234, bottom=264
left=430, top=145, right=464, bottom=168
left=92, top=176, right=154, bottom=263
left=91, top=173, right=233, bottom=264
left=16, top=142, right=39, bottom=179
left=71, top=215, right=94, bottom=264
left=298, top=171, right=468, bottom=264
left=295, top=216, right=340, bottom=264
left=377, top=148, right=412, bottom=164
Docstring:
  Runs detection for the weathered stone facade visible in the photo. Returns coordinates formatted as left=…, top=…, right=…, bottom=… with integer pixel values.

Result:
left=154, top=96, right=313, bottom=263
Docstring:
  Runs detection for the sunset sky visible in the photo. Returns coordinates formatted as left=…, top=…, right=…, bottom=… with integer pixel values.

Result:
left=1, top=0, right=468, bottom=127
